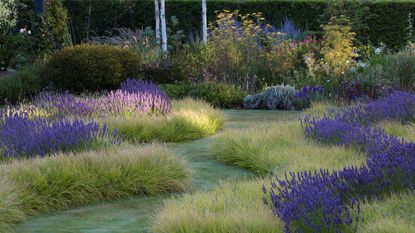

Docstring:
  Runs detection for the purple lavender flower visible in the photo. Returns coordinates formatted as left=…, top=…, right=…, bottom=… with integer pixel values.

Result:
left=264, top=91, right=415, bottom=232
left=0, top=111, right=118, bottom=158
left=33, top=79, right=172, bottom=119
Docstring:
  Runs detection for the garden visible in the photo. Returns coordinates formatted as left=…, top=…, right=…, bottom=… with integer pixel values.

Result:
left=1, top=0, right=415, bottom=232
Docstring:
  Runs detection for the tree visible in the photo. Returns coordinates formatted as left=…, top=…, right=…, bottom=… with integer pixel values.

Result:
left=160, top=0, right=167, bottom=52
left=154, top=0, right=160, bottom=45
left=202, top=0, right=207, bottom=45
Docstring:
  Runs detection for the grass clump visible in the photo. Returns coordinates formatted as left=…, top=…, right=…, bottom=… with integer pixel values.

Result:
left=0, top=176, right=26, bottom=232
left=151, top=179, right=283, bottom=233
left=211, top=121, right=363, bottom=175
left=0, top=144, right=192, bottom=230
left=358, top=192, right=415, bottom=233
left=105, top=98, right=224, bottom=142
left=376, top=121, right=415, bottom=142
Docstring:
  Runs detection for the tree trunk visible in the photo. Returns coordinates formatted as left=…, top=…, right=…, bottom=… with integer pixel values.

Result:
left=154, top=0, right=160, bottom=46
left=160, top=0, right=167, bottom=53
left=202, top=0, right=207, bottom=45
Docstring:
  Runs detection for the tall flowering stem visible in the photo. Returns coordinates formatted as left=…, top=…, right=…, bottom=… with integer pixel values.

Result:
left=33, top=79, right=172, bottom=119
left=0, top=111, right=119, bottom=158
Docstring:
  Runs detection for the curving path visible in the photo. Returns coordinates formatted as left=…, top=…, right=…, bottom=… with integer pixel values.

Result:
left=16, top=110, right=301, bottom=233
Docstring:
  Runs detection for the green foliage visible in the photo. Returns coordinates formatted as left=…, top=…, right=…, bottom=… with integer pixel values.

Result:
left=188, top=82, right=246, bottom=108
left=141, top=61, right=184, bottom=84
left=11, top=0, right=71, bottom=69
left=0, top=144, right=192, bottom=230
left=0, top=0, right=18, bottom=70
left=42, top=0, right=72, bottom=50
left=318, top=0, right=373, bottom=45
left=42, top=44, right=142, bottom=92
left=160, top=83, right=192, bottom=99
left=55, top=0, right=415, bottom=50
left=0, top=65, right=43, bottom=104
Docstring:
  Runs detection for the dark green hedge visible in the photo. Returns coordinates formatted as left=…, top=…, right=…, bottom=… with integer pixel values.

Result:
left=46, top=0, right=415, bottom=49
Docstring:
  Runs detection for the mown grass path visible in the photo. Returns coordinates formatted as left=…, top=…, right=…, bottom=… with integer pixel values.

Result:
left=16, top=110, right=301, bottom=233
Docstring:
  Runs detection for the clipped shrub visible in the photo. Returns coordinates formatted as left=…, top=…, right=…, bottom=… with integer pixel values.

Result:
left=243, top=84, right=297, bottom=110
left=188, top=82, right=245, bottom=108
left=41, top=44, right=142, bottom=92
left=0, top=65, right=42, bottom=104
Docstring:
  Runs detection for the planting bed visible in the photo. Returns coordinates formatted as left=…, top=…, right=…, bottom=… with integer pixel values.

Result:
left=15, top=110, right=296, bottom=232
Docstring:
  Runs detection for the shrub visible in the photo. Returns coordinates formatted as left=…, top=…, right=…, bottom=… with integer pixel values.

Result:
left=41, top=44, right=142, bottom=92
left=140, top=61, right=184, bottom=84
left=188, top=82, right=245, bottom=108
left=320, top=15, right=357, bottom=77
left=0, top=65, right=42, bottom=104
left=0, top=144, right=192, bottom=229
left=243, top=85, right=297, bottom=110
left=160, top=83, right=192, bottom=99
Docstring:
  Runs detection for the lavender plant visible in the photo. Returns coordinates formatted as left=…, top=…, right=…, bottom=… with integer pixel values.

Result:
left=0, top=111, right=118, bottom=158
left=264, top=91, right=415, bottom=232
left=34, top=79, right=171, bottom=119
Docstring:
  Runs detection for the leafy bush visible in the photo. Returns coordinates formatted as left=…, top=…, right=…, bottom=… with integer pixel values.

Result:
left=0, top=0, right=18, bottom=70
left=160, top=83, right=192, bottom=99
left=243, top=85, right=297, bottom=110
left=320, top=16, right=357, bottom=77
left=140, top=61, right=184, bottom=84
left=42, top=44, right=142, bottom=92
left=0, top=65, right=42, bottom=104
left=188, top=82, right=245, bottom=108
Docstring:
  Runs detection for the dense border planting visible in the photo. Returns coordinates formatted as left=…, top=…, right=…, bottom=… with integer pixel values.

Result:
left=264, top=91, right=415, bottom=232
left=0, top=144, right=192, bottom=232
left=53, top=0, right=415, bottom=49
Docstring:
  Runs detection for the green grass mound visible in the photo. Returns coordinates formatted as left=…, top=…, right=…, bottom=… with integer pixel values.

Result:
left=376, top=121, right=415, bottom=142
left=0, top=144, right=192, bottom=232
left=105, top=98, right=225, bottom=142
left=151, top=180, right=283, bottom=233
left=359, top=192, right=415, bottom=233
left=211, top=121, right=364, bottom=175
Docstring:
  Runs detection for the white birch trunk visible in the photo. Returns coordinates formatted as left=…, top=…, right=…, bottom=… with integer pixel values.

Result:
left=202, top=0, right=207, bottom=45
left=154, top=0, right=160, bottom=45
left=160, top=0, right=167, bottom=53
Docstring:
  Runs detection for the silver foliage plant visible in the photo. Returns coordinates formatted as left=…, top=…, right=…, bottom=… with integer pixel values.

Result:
left=243, top=84, right=296, bottom=110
